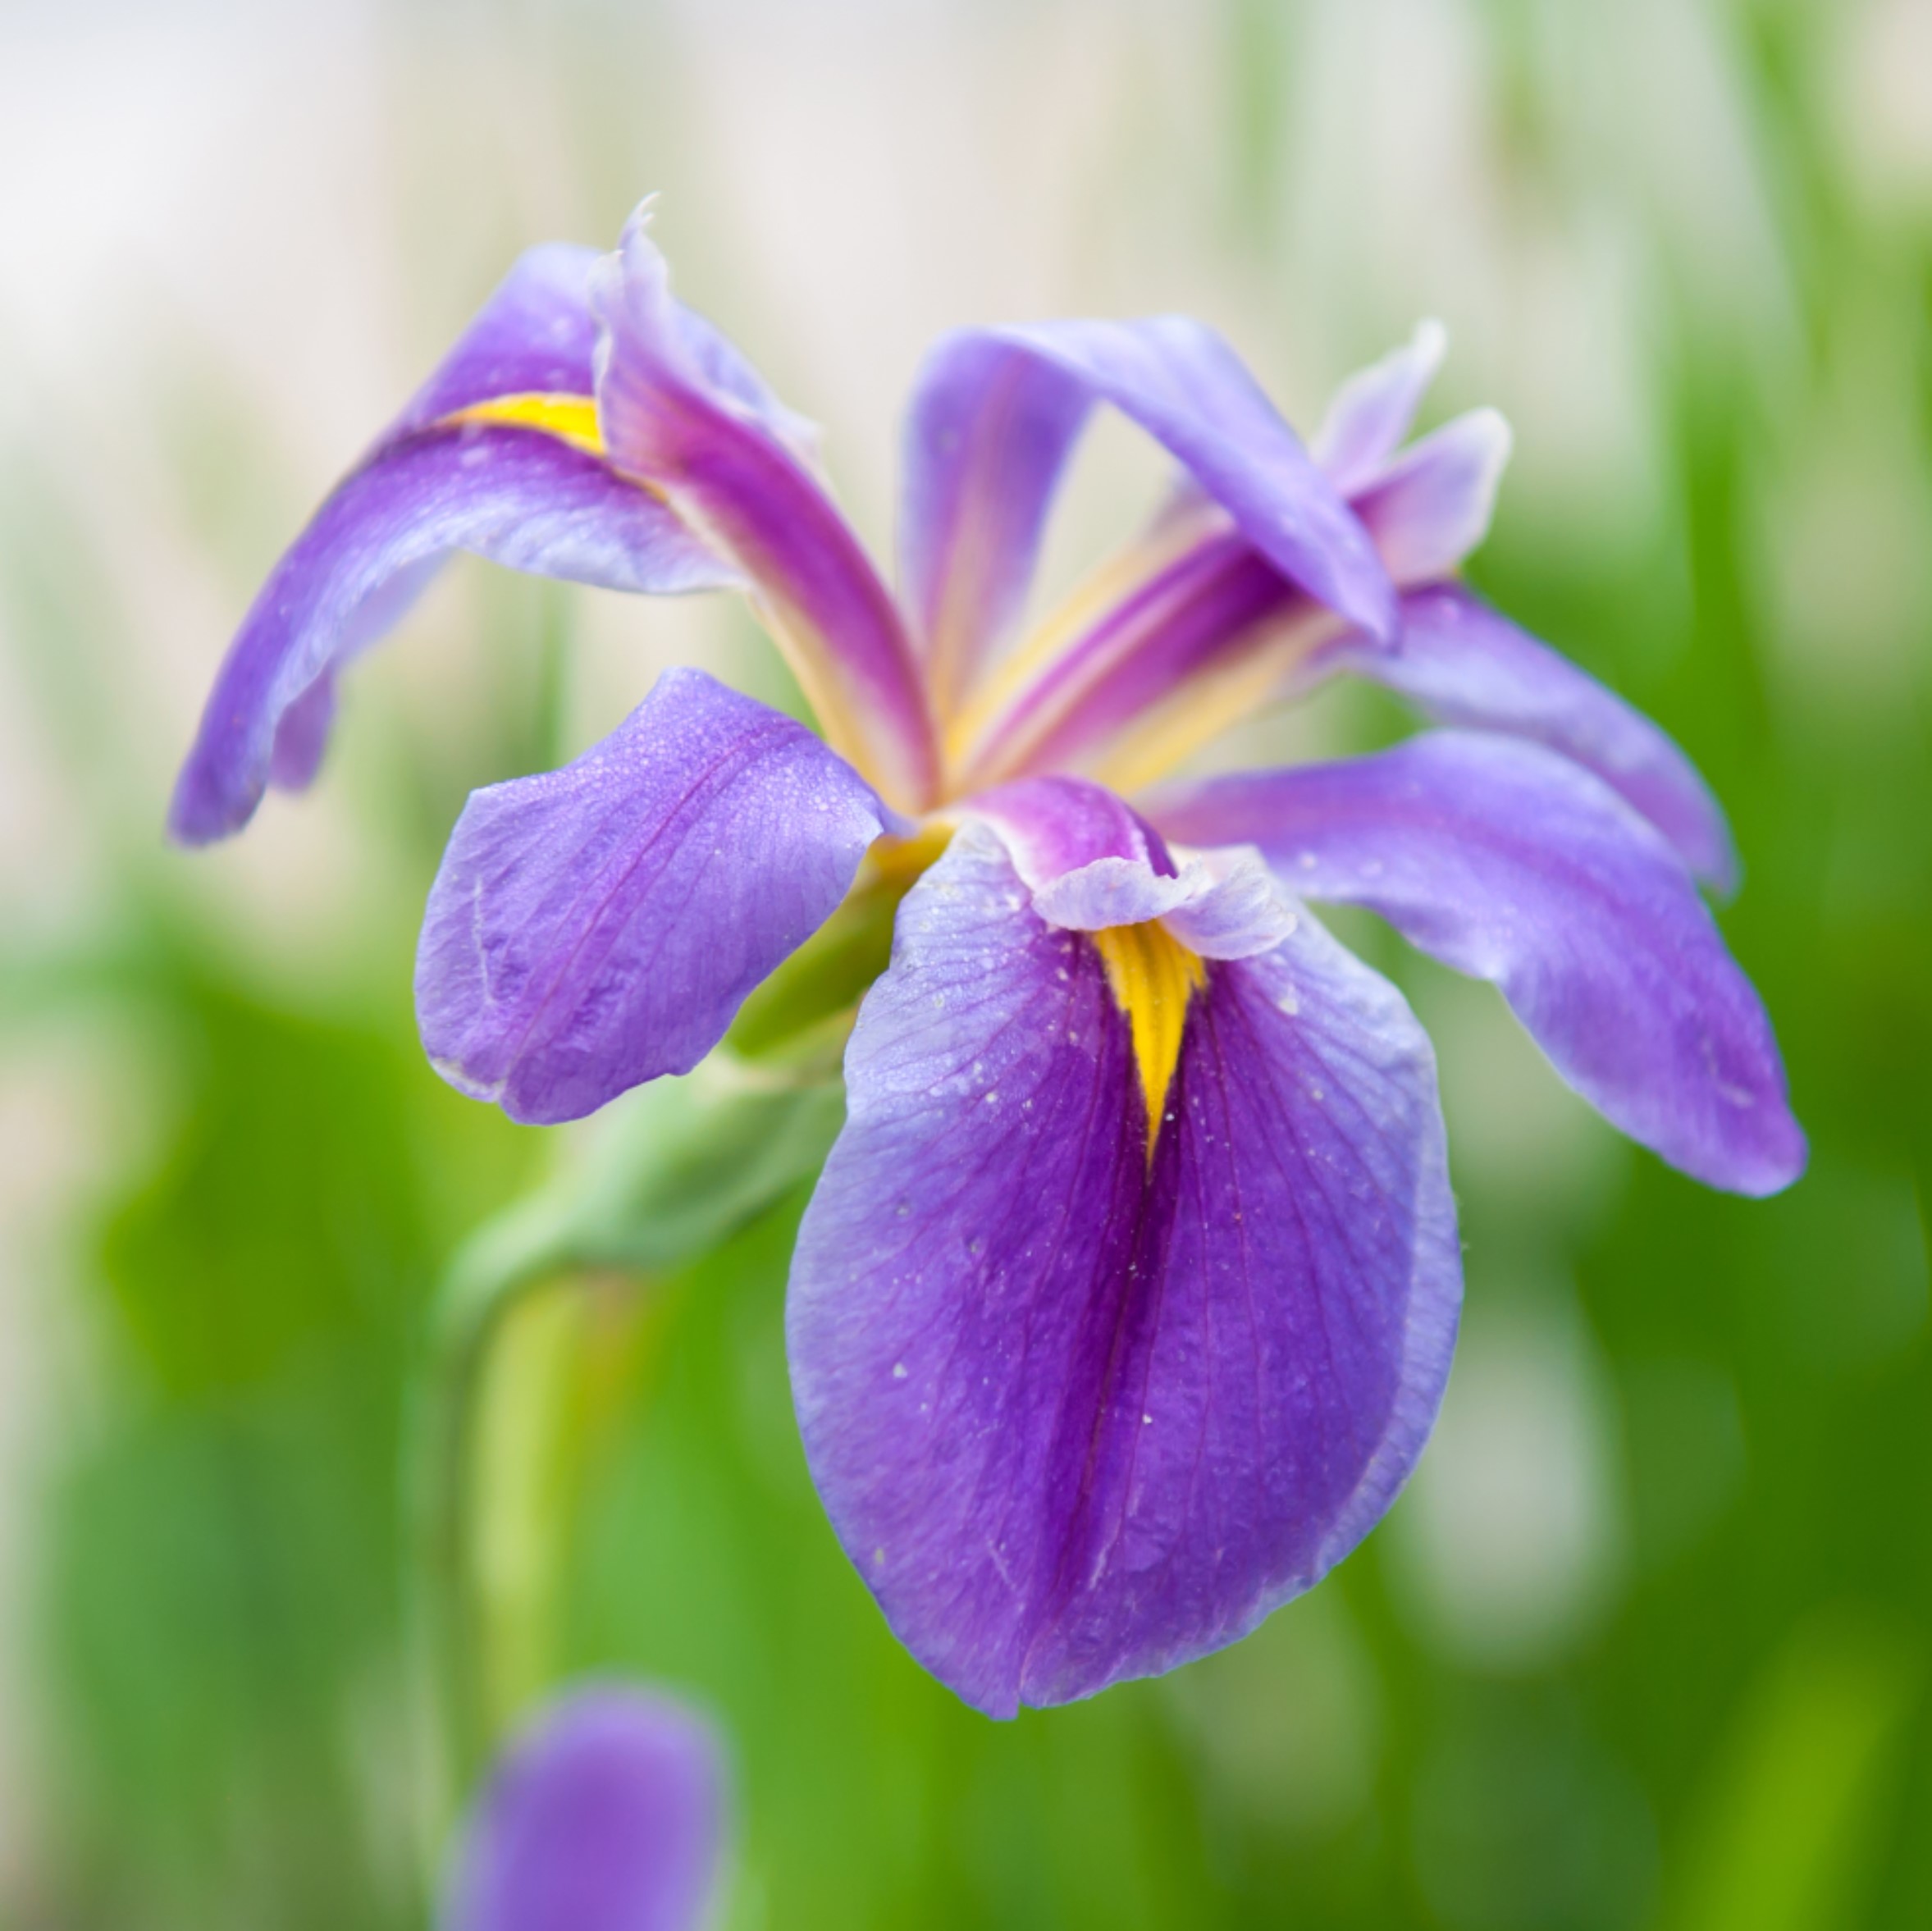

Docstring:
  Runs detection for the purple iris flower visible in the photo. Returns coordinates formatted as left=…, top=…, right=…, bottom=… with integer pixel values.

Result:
left=443, top=1687, right=725, bottom=1931
left=171, top=207, right=1804, bottom=1717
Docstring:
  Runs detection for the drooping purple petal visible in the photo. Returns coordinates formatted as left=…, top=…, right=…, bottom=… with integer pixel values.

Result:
left=170, top=430, right=734, bottom=843
left=1349, top=408, right=1511, bottom=584
left=1304, top=583, right=1738, bottom=889
left=1153, top=731, right=1804, bottom=1195
left=416, top=667, right=888, bottom=1125
left=591, top=209, right=937, bottom=810
left=169, top=240, right=747, bottom=847
left=788, top=823, right=1459, bottom=1717
left=904, top=315, right=1395, bottom=678
left=1311, top=319, right=1447, bottom=496
left=898, top=338, right=1093, bottom=711
left=398, top=244, right=605, bottom=431
left=442, top=1686, right=725, bottom=1931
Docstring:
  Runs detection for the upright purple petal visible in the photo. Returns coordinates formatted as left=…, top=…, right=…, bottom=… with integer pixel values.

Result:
left=1153, top=732, right=1805, bottom=1196
left=908, top=316, right=1395, bottom=659
left=416, top=667, right=888, bottom=1125
left=1350, top=408, right=1511, bottom=584
left=1304, top=584, right=1739, bottom=889
left=1311, top=319, right=1447, bottom=496
left=899, top=337, right=1093, bottom=711
left=442, top=1686, right=725, bottom=1931
left=591, top=209, right=937, bottom=810
left=788, top=824, right=1459, bottom=1716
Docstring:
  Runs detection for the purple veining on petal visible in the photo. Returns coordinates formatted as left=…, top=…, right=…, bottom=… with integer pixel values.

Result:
left=170, top=431, right=734, bottom=844
left=416, top=667, right=888, bottom=1125
left=1302, top=583, right=1739, bottom=890
left=787, top=824, right=1460, bottom=1716
left=1152, top=731, right=1804, bottom=1195
left=1312, top=319, right=1448, bottom=497
left=591, top=208, right=937, bottom=809
left=919, top=316, right=1395, bottom=648
left=441, top=1686, right=725, bottom=1931
left=900, top=336, right=1094, bottom=710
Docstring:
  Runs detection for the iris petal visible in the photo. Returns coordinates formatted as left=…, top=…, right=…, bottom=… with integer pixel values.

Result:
left=1311, top=319, right=1448, bottom=496
left=441, top=1686, right=725, bottom=1931
left=788, top=824, right=1459, bottom=1716
left=416, top=668, right=888, bottom=1125
left=1304, top=584, right=1740, bottom=890
left=1350, top=407, right=1512, bottom=583
left=1152, top=730, right=1805, bottom=1195
left=169, top=245, right=736, bottom=845
left=902, top=313, right=1396, bottom=720
left=591, top=209, right=937, bottom=810
left=899, top=340, right=1093, bottom=714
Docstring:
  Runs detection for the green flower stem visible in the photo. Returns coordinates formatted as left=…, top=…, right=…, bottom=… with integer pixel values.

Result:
left=404, top=1057, right=848, bottom=1882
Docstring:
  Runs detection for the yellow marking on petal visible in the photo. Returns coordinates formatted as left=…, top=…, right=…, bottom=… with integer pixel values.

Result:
left=939, top=499, right=1226, bottom=789
left=1092, top=920, right=1207, bottom=1163
left=445, top=391, right=606, bottom=457
left=1085, top=610, right=1338, bottom=795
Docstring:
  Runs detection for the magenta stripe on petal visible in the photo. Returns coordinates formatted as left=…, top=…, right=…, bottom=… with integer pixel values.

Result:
left=788, top=824, right=1459, bottom=1716
left=1304, top=584, right=1739, bottom=889
left=416, top=668, right=888, bottom=1125
left=591, top=209, right=937, bottom=809
left=963, top=527, right=1298, bottom=784
left=442, top=1686, right=725, bottom=1931
left=1153, top=731, right=1804, bottom=1195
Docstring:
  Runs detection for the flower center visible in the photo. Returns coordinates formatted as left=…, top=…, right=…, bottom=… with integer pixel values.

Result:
left=1091, top=920, right=1206, bottom=1163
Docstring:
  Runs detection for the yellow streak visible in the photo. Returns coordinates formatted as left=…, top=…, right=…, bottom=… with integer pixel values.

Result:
left=940, top=500, right=1226, bottom=787
left=445, top=391, right=606, bottom=457
left=1084, top=628, right=1316, bottom=796
left=1092, top=920, right=1208, bottom=1162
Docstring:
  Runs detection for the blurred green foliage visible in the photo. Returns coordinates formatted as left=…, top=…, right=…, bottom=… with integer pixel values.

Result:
left=1, top=2, right=1927, bottom=1928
